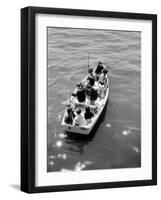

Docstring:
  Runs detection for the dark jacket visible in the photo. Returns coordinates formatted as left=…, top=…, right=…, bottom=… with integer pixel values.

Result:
left=95, top=64, right=104, bottom=74
left=76, top=89, right=86, bottom=102
left=87, top=76, right=95, bottom=86
left=90, top=88, right=98, bottom=102
left=84, top=110, right=94, bottom=120
left=65, top=112, right=74, bottom=125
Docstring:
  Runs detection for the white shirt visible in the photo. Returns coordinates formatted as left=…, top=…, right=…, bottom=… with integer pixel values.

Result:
left=74, top=113, right=86, bottom=126
left=99, top=73, right=105, bottom=83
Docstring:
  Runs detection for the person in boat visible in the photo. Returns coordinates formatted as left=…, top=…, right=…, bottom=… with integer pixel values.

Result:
left=74, top=108, right=86, bottom=126
left=103, top=68, right=108, bottom=77
left=84, top=106, right=94, bottom=123
left=64, top=106, right=75, bottom=125
left=102, top=68, right=109, bottom=87
left=90, top=87, right=99, bottom=105
left=95, top=61, right=104, bottom=77
left=86, top=68, right=95, bottom=88
left=88, top=76, right=95, bottom=87
left=98, top=81, right=105, bottom=98
left=85, top=84, right=92, bottom=99
left=87, top=68, right=95, bottom=82
left=76, top=83, right=86, bottom=103
left=69, top=93, right=77, bottom=109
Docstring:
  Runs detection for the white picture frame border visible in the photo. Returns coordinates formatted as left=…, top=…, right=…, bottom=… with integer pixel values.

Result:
left=35, top=13, right=152, bottom=187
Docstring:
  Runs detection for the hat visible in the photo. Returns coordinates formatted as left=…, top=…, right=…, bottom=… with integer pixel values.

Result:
left=76, top=108, right=81, bottom=115
left=86, top=84, right=91, bottom=89
left=88, top=68, right=93, bottom=73
left=77, top=83, right=81, bottom=87
left=67, top=107, right=72, bottom=113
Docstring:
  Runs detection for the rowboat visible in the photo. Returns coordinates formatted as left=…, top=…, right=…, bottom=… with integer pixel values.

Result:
left=61, top=69, right=109, bottom=135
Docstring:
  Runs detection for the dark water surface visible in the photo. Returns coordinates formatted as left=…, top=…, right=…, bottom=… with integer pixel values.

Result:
left=47, top=27, right=141, bottom=172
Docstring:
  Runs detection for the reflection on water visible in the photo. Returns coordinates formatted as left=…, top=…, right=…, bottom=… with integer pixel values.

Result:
left=47, top=27, right=141, bottom=172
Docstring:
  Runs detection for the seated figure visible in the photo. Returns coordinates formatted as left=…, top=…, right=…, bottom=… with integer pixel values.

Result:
left=84, top=107, right=94, bottom=123
left=95, top=61, right=104, bottom=76
left=90, top=87, right=99, bottom=105
left=76, top=83, right=86, bottom=102
left=74, top=109, right=86, bottom=126
left=98, top=81, right=105, bottom=98
left=87, top=68, right=95, bottom=86
left=65, top=107, right=75, bottom=125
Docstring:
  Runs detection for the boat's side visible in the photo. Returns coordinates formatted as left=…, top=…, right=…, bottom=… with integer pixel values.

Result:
left=62, top=77, right=109, bottom=135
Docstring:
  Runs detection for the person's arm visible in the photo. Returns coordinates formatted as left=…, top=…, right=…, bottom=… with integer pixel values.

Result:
left=72, top=93, right=77, bottom=97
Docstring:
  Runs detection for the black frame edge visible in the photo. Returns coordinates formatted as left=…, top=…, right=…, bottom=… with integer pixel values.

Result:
left=152, top=14, right=157, bottom=185
left=21, top=7, right=36, bottom=193
left=21, top=6, right=157, bottom=193
left=23, top=6, right=157, bottom=20
left=21, top=7, right=30, bottom=192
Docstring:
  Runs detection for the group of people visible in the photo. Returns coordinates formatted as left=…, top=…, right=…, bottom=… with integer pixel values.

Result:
left=64, top=61, right=109, bottom=127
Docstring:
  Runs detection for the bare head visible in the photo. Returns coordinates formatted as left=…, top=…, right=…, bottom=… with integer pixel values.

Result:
left=88, top=68, right=93, bottom=74
left=98, top=61, right=102, bottom=65
left=76, top=108, right=81, bottom=115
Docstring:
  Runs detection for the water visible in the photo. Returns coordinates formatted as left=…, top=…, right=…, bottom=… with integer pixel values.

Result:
left=47, top=27, right=141, bottom=172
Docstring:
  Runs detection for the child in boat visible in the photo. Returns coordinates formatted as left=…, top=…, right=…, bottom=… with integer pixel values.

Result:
left=74, top=108, right=86, bottom=126
left=64, top=106, right=75, bottom=125
left=84, top=106, right=94, bottom=124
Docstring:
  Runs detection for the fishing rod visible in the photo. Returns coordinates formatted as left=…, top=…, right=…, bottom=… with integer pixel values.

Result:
left=88, top=53, right=90, bottom=72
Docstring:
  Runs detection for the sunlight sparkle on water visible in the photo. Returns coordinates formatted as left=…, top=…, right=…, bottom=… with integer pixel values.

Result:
left=61, top=168, right=71, bottom=172
left=133, top=147, right=140, bottom=153
left=74, top=161, right=92, bottom=171
left=49, top=161, right=55, bottom=166
left=58, top=154, right=67, bottom=159
left=106, top=123, right=111, bottom=128
left=122, top=130, right=131, bottom=136
left=59, top=133, right=66, bottom=138
left=122, top=130, right=128, bottom=135
left=56, top=140, right=63, bottom=147
left=75, top=162, right=82, bottom=171
left=49, top=155, right=55, bottom=159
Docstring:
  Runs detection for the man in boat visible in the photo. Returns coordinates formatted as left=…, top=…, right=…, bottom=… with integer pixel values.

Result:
left=90, top=87, right=99, bottom=105
left=74, top=108, right=86, bottom=126
left=86, top=69, right=95, bottom=95
left=76, top=83, right=86, bottom=103
left=95, top=61, right=104, bottom=77
left=64, top=106, right=75, bottom=125
left=87, top=68, right=95, bottom=83
left=84, top=106, right=94, bottom=124
left=70, top=93, right=77, bottom=109
left=98, top=81, right=105, bottom=98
